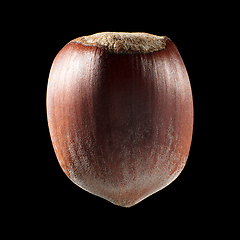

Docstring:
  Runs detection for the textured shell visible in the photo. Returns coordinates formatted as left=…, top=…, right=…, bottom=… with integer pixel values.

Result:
left=72, top=32, right=168, bottom=54
left=47, top=38, right=193, bottom=207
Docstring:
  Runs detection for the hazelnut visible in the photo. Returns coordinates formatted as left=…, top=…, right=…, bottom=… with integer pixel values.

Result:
left=47, top=32, right=193, bottom=207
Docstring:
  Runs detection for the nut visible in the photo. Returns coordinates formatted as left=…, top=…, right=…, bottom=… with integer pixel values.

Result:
left=47, top=32, right=193, bottom=207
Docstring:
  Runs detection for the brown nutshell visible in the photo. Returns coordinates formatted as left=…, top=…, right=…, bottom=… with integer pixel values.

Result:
left=47, top=32, right=193, bottom=207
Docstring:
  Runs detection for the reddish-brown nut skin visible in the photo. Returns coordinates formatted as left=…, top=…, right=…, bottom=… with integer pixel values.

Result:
left=47, top=38, right=193, bottom=207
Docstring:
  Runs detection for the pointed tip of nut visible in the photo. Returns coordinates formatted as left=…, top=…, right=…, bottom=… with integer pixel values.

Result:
left=71, top=32, right=169, bottom=54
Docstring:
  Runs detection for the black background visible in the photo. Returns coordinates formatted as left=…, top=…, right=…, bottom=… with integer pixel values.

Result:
left=10, top=4, right=235, bottom=235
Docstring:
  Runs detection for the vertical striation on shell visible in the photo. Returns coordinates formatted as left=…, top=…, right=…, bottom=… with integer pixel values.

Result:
left=47, top=32, right=193, bottom=207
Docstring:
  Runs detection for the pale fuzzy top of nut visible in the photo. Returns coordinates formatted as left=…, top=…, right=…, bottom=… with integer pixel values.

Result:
left=71, top=32, right=169, bottom=54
